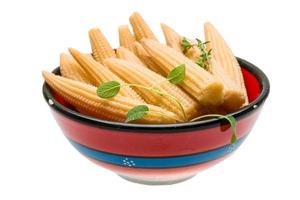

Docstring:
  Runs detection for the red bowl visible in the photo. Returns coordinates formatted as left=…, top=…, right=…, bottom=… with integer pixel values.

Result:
left=42, top=57, right=270, bottom=185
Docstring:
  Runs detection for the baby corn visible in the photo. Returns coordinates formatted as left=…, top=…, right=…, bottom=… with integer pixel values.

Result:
left=129, top=12, right=158, bottom=41
left=184, top=50, right=246, bottom=111
left=118, top=25, right=136, bottom=52
left=133, top=42, right=166, bottom=75
left=60, top=53, right=94, bottom=85
left=43, top=71, right=177, bottom=123
left=141, top=39, right=224, bottom=106
left=104, top=58, right=201, bottom=120
left=204, top=22, right=248, bottom=104
left=209, top=59, right=246, bottom=111
left=116, top=47, right=147, bottom=67
left=69, top=48, right=144, bottom=102
left=161, top=23, right=183, bottom=52
left=89, top=28, right=116, bottom=63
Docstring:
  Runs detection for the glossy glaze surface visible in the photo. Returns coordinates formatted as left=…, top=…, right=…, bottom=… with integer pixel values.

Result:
left=43, top=57, right=270, bottom=184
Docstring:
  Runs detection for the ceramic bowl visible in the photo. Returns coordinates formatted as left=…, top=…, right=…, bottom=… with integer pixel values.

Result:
left=42, top=57, right=270, bottom=185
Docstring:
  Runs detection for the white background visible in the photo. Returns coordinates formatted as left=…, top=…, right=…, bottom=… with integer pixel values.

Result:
left=0, top=0, right=299, bottom=199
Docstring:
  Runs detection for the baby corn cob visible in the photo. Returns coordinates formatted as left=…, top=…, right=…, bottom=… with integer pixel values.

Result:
left=129, top=12, right=158, bottom=41
left=118, top=25, right=136, bottom=52
left=183, top=48, right=246, bottom=111
left=43, top=71, right=177, bottom=123
left=89, top=28, right=116, bottom=63
left=133, top=42, right=166, bottom=75
left=104, top=58, right=201, bottom=120
left=69, top=48, right=144, bottom=102
left=209, top=59, right=246, bottom=111
left=60, top=53, right=94, bottom=85
left=141, top=39, right=224, bottom=106
left=204, top=22, right=248, bottom=104
left=161, top=23, right=183, bottom=52
left=116, top=47, right=147, bottom=67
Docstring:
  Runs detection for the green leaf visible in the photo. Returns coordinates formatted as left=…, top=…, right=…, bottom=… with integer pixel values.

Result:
left=126, top=105, right=149, bottom=123
left=222, top=115, right=237, bottom=144
left=207, top=49, right=212, bottom=55
left=97, top=81, right=121, bottom=98
left=167, top=64, right=186, bottom=84
left=181, top=37, right=193, bottom=53
left=181, top=38, right=191, bottom=51
left=196, top=38, right=202, bottom=46
left=196, top=57, right=207, bottom=70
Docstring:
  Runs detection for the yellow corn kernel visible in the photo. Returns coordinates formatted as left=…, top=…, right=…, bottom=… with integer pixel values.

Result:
left=185, top=45, right=202, bottom=62
left=129, top=12, right=158, bottom=41
left=60, top=53, right=95, bottom=85
left=141, top=39, right=224, bottom=106
left=204, top=22, right=248, bottom=104
left=68, top=48, right=144, bottom=102
left=116, top=47, right=147, bottom=67
left=104, top=58, right=201, bottom=120
left=133, top=42, right=166, bottom=75
left=89, top=28, right=116, bottom=63
left=161, top=23, right=183, bottom=52
left=42, top=71, right=177, bottom=123
left=118, top=25, right=136, bottom=52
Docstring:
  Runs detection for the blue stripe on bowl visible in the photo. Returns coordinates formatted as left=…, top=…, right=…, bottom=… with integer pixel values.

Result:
left=68, top=136, right=246, bottom=169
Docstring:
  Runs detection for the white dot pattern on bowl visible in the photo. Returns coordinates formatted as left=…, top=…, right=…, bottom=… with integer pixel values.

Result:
left=122, top=157, right=136, bottom=167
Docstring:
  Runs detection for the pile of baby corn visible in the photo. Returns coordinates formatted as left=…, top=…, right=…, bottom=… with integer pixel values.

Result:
left=43, top=12, right=248, bottom=124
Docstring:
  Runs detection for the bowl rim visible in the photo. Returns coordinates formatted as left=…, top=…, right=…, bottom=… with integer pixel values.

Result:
left=42, top=57, right=270, bottom=133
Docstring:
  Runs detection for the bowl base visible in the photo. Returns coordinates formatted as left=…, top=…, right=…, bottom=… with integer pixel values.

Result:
left=118, top=174, right=196, bottom=185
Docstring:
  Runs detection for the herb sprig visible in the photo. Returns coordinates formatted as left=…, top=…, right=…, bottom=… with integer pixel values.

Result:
left=181, top=38, right=192, bottom=53
left=181, top=37, right=212, bottom=70
left=195, top=39, right=212, bottom=70
left=96, top=63, right=237, bottom=144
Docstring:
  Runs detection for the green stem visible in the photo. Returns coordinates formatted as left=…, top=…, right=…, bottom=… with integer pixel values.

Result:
left=190, top=114, right=225, bottom=122
left=191, top=114, right=237, bottom=144
left=158, top=92, right=187, bottom=122
left=123, top=83, right=151, bottom=92
left=123, top=83, right=187, bottom=121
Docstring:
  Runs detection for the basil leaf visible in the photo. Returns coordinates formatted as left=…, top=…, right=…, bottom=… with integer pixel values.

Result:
left=167, top=64, right=186, bottom=84
left=126, top=105, right=149, bottom=122
left=97, top=81, right=121, bottom=98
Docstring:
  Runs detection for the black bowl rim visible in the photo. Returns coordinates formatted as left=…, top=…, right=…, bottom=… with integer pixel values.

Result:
left=42, top=57, right=270, bottom=133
